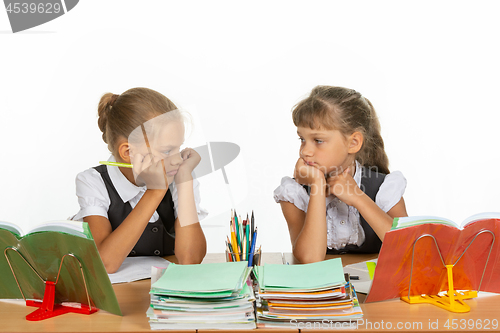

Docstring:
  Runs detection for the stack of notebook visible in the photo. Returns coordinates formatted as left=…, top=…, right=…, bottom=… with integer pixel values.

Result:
left=254, top=258, right=363, bottom=328
left=147, top=261, right=256, bottom=330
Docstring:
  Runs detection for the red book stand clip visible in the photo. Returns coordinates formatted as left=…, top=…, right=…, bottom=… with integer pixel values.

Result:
left=25, top=280, right=98, bottom=321
left=5, top=248, right=98, bottom=321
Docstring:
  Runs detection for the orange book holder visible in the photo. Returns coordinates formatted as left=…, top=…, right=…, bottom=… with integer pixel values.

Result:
left=5, top=248, right=98, bottom=321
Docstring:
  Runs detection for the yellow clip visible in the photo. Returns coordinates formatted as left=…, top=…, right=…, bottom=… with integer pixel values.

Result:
left=401, top=265, right=477, bottom=313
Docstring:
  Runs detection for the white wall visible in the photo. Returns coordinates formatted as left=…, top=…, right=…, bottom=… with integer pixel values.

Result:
left=1, top=1, right=499, bottom=253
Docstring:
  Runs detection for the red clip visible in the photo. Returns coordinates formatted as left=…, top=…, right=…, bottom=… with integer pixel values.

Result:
left=25, top=281, right=98, bottom=321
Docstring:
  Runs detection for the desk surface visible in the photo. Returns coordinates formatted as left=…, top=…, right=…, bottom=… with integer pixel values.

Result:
left=2, top=253, right=499, bottom=332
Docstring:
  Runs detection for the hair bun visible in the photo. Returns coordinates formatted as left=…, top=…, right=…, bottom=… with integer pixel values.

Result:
left=97, top=93, right=119, bottom=143
left=109, top=94, right=119, bottom=107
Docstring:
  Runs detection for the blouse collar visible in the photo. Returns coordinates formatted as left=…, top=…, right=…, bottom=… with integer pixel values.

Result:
left=107, top=155, right=146, bottom=203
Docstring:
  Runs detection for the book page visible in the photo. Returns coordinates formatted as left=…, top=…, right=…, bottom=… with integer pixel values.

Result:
left=27, top=221, right=91, bottom=239
left=0, top=221, right=23, bottom=236
left=392, top=216, right=459, bottom=230
left=461, top=212, right=500, bottom=228
left=108, top=256, right=170, bottom=284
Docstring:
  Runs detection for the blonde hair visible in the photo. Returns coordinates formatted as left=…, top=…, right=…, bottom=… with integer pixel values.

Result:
left=97, top=87, right=178, bottom=156
left=292, top=86, right=390, bottom=174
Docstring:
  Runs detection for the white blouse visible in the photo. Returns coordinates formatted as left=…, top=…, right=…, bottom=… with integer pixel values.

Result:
left=72, top=157, right=208, bottom=223
left=273, top=161, right=406, bottom=250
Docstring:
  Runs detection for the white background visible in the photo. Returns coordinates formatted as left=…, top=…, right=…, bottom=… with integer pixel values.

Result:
left=1, top=1, right=499, bottom=253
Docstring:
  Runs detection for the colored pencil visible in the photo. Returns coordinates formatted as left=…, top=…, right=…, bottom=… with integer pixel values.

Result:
left=228, top=239, right=237, bottom=262
left=234, top=212, right=241, bottom=252
left=249, top=227, right=257, bottom=267
left=230, top=224, right=240, bottom=261
left=242, top=220, right=247, bottom=262
left=251, top=211, right=255, bottom=235
left=239, top=215, right=243, bottom=251
left=229, top=240, right=233, bottom=261
left=99, top=161, right=133, bottom=168
left=225, top=241, right=232, bottom=262
left=246, top=213, right=250, bottom=246
left=245, top=221, right=250, bottom=261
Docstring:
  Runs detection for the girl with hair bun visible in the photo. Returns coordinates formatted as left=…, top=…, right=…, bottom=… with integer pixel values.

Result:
left=73, top=87, right=207, bottom=273
left=274, top=86, right=408, bottom=263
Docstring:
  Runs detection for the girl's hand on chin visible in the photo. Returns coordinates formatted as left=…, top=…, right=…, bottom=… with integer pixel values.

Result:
left=326, top=167, right=363, bottom=206
left=132, top=153, right=169, bottom=190
left=294, top=158, right=326, bottom=187
left=175, top=148, right=201, bottom=183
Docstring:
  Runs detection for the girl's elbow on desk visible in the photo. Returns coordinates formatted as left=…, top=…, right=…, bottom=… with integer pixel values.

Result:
left=102, top=257, right=123, bottom=274
left=93, top=241, right=125, bottom=274
left=296, top=256, right=323, bottom=264
left=292, top=247, right=325, bottom=264
left=176, top=250, right=206, bottom=265
left=175, top=241, right=207, bottom=265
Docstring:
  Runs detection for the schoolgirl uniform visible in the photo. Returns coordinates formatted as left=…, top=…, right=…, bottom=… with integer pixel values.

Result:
left=273, top=161, right=406, bottom=254
left=72, top=157, right=207, bottom=257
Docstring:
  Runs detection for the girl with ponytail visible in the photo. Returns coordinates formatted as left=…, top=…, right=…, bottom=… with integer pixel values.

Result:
left=274, top=86, right=407, bottom=263
left=73, top=88, right=207, bottom=273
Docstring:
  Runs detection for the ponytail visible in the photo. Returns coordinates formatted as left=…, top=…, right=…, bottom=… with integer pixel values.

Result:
left=357, top=97, right=390, bottom=174
left=97, top=93, right=119, bottom=144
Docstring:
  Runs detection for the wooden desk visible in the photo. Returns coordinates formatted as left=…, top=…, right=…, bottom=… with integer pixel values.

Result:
left=2, top=253, right=499, bottom=332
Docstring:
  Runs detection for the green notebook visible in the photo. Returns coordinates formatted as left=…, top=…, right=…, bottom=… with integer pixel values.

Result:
left=0, top=221, right=121, bottom=316
left=262, top=258, right=346, bottom=290
left=151, top=261, right=250, bottom=295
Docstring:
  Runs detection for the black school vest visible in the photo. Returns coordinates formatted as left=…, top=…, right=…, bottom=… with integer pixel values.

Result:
left=94, top=165, right=176, bottom=256
left=302, top=166, right=386, bottom=254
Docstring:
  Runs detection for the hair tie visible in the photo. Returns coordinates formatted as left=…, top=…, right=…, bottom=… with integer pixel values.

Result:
left=109, top=94, right=119, bottom=107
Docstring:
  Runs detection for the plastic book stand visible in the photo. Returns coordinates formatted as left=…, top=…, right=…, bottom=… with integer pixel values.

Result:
left=25, top=280, right=98, bottom=321
left=401, top=264, right=477, bottom=313
left=5, top=248, right=98, bottom=321
left=400, top=231, right=495, bottom=313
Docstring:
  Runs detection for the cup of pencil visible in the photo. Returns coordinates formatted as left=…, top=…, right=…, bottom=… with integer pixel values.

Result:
left=226, top=248, right=262, bottom=266
left=225, top=210, right=261, bottom=266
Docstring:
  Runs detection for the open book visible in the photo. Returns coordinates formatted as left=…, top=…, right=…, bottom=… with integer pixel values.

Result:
left=390, top=212, right=500, bottom=230
left=0, top=220, right=121, bottom=316
left=0, top=220, right=92, bottom=238
left=366, top=213, right=500, bottom=303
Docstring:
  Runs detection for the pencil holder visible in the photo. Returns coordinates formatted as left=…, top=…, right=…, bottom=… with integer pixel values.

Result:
left=225, top=248, right=262, bottom=266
